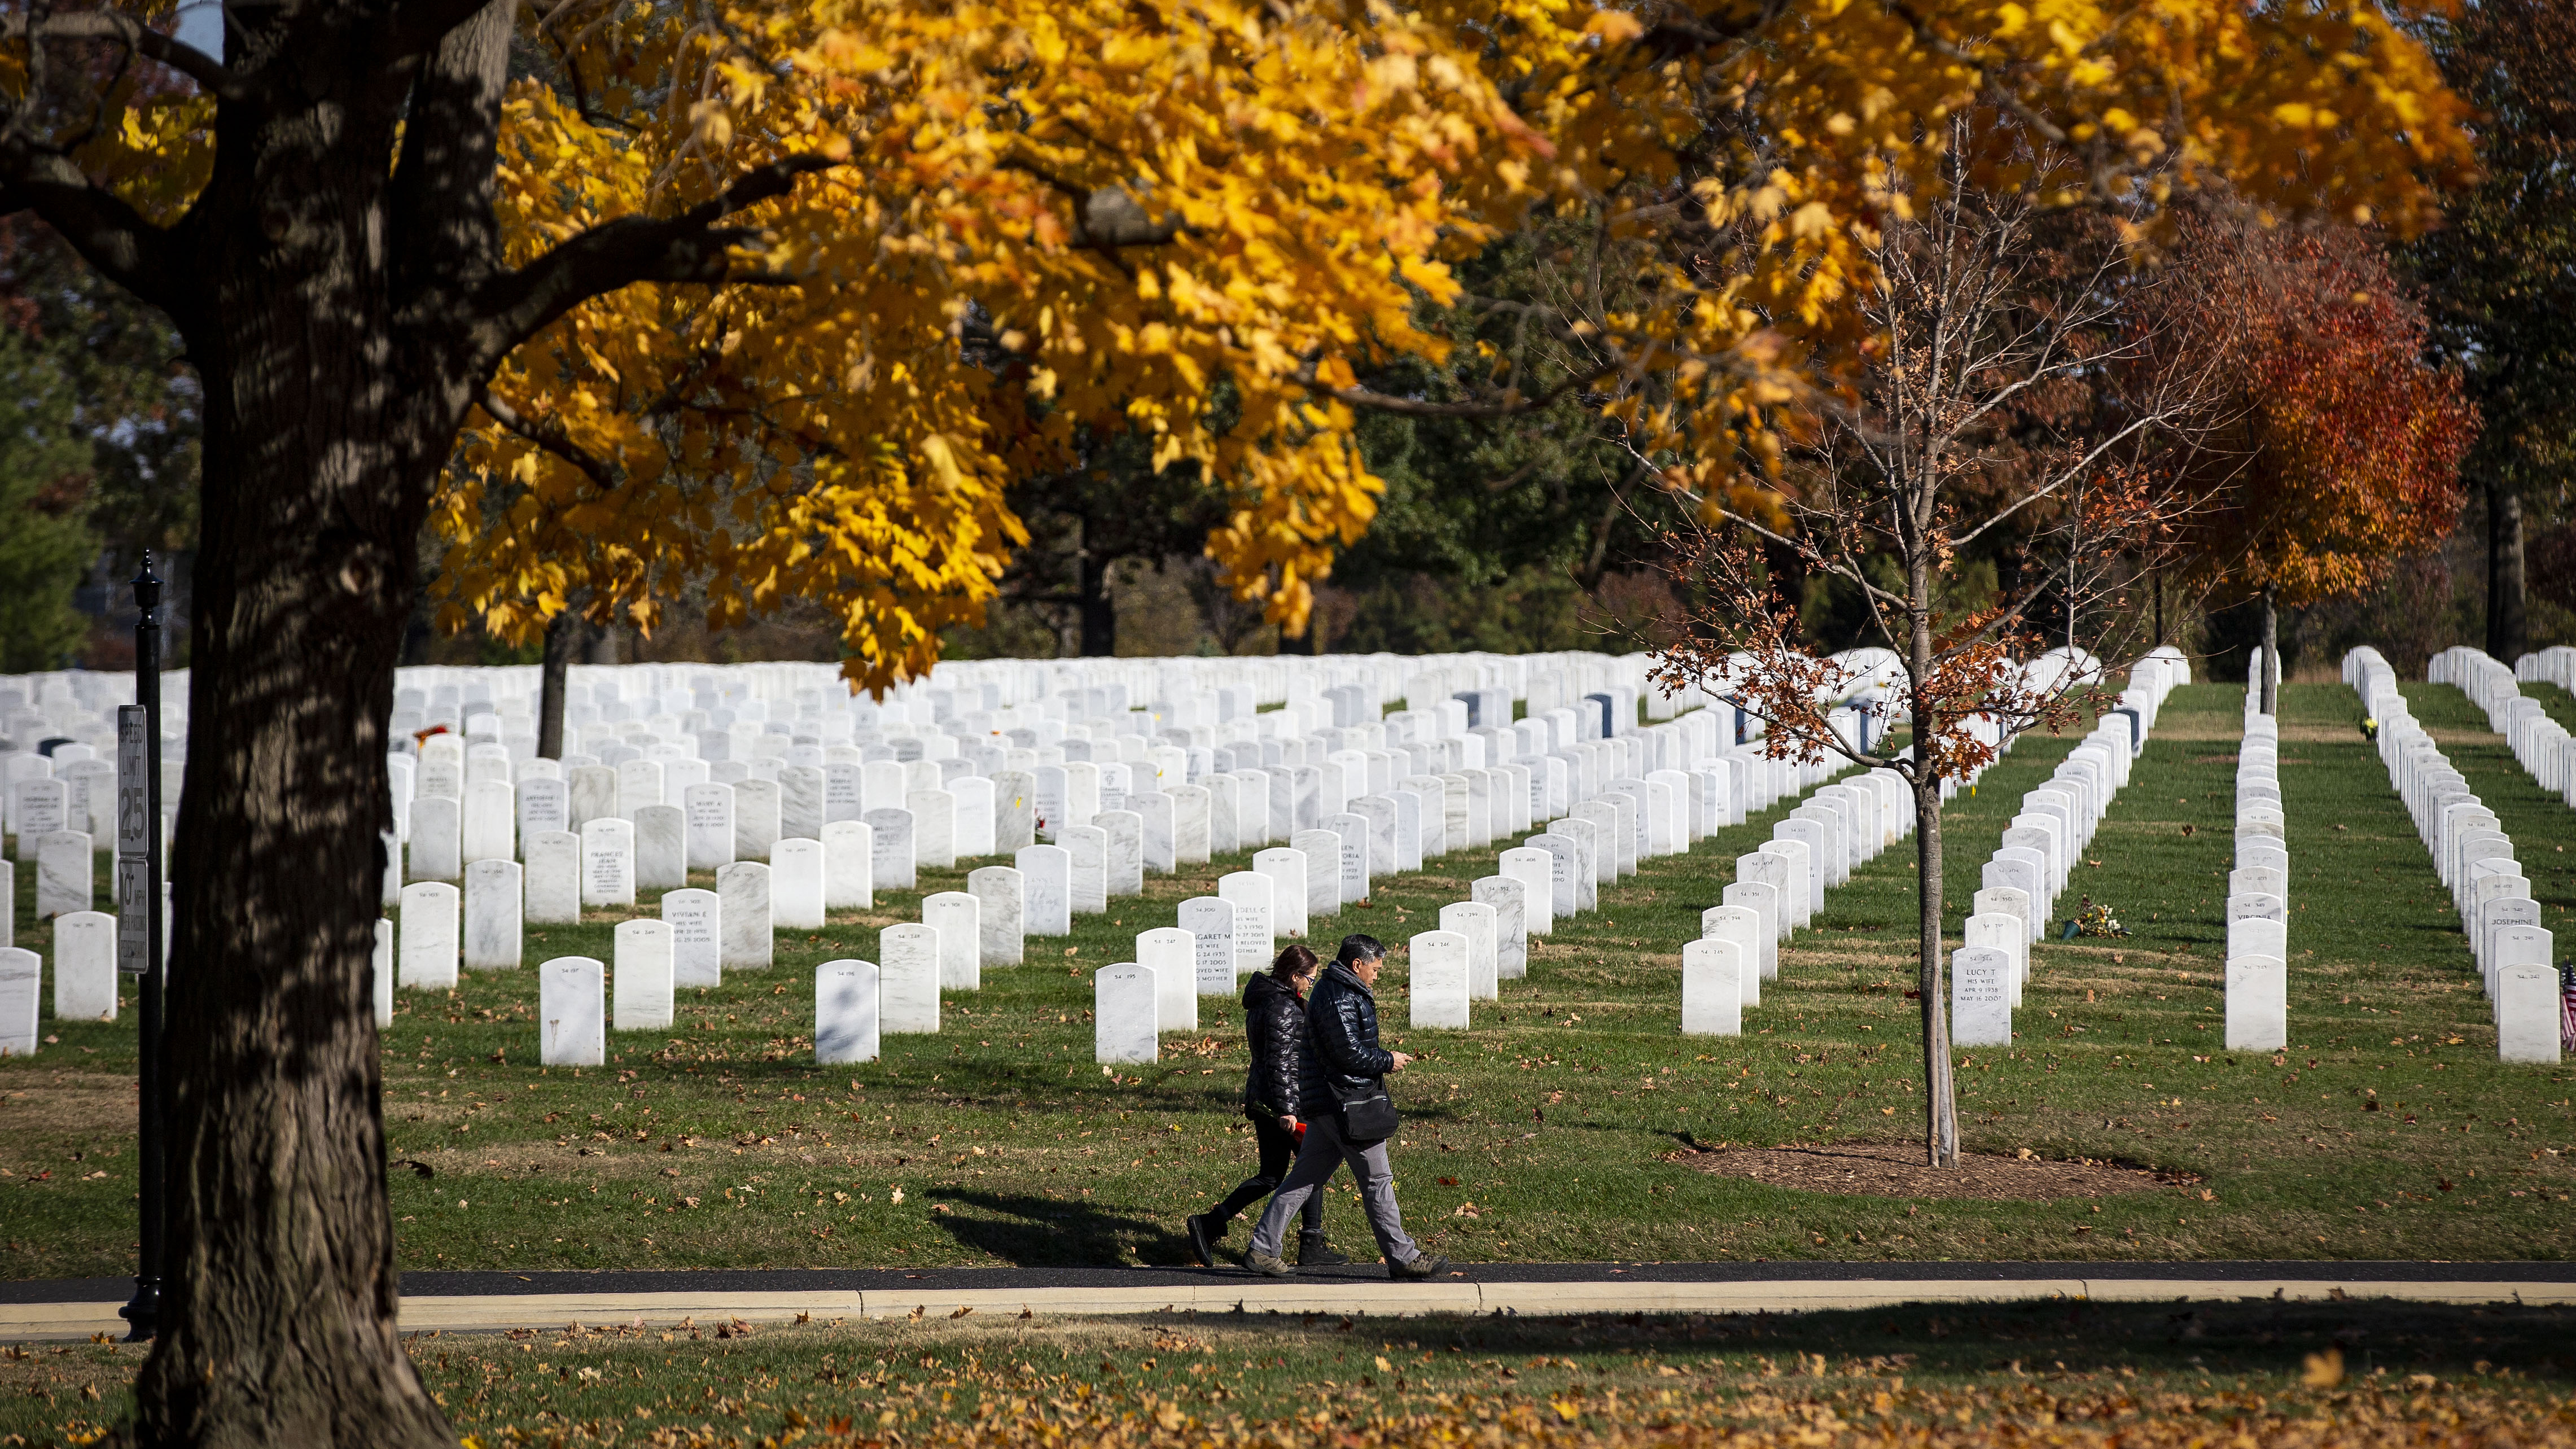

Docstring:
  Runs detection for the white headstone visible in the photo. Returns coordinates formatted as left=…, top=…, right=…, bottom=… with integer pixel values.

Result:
left=717, top=860, right=772, bottom=970
left=1098, top=809, right=1144, bottom=896
left=1254, top=847, right=1309, bottom=940
left=2224, top=953, right=2286, bottom=1051
left=462, top=859, right=523, bottom=970
left=1062, top=824, right=1109, bottom=914
left=1681, top=937, right=1743, bottom=1036
left=579, top=817, right=634, bottom=908
left=372, top=918, right=393, bottom=1028
left=816, top=958, right=881, bottom=1064
left=34, top=830, right=92, bottom=921
left=1180, top=897, right=1238, bottom=996
left=612, top=919, right=676, bottom=1030
left=879, top=923, right=941, bottom=1034
left=907, top=788, right=957, bottom=870
left=1441, top=900, right=1499, bottom=1001
left=524, top=829, right=580, bottom=925
left=1096, top=963, right=1159, bottom=1063
left=634, top=803, right=686, bottom=890
left=772, top=837, right=826, bottom=930
left=462, top=780, right=516, bottom=864
left=1408, top=929, right=1470, bottom=1029
left=51, top=911, right=116, bottom=1021
left=0, top=947, right=37, bottom=1056
left=1291, top=829, right=1343, bottom=918
left=1949, top=944, right=2012, bottom=1048
left=398, top=881, right=458, bottom=991
left=661, top=887, right=721, bottom=988
left=1964, top=912, right=2022, bottom=1007
left=967, top=865, right=1024, bottom=966
left=1017, top=844, right=1071, bottom=935
left=822, top=819, right=874, bottom=910
left=539, top=956, right=606, bottom=1066
left=923, top=891, right=981, bottom=990
left=408, top=797, right=461, bottom=885
left=684, top=782, right=736, bottom=872
left=1699, top=904, right=1764, bottom=1007
left=1499, top=847, right=1554, bottom=936
left=1472, top=876, right=1527, bottom=979
left=865, top=807, right=916, bottom=891
left=1219, top=870, right=1274, bottom=978
left=1138, top=926, right=1198, bottom=1030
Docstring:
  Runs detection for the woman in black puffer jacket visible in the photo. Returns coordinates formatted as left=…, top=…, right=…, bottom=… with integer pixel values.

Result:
left=1185, top=945, right=1348, bottom=1268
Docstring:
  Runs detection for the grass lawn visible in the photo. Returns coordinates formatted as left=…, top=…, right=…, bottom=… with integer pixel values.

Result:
left=5, top=682, right=2573, bottom=1281
left=7, top=1297, right=2574, bottom=1447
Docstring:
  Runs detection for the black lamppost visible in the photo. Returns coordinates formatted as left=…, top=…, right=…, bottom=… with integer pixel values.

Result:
left=117, top=553, right=167, bottom=1342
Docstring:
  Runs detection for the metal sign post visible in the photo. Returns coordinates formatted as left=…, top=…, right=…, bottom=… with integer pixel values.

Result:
left=117, top=554, right=167, bottom=1342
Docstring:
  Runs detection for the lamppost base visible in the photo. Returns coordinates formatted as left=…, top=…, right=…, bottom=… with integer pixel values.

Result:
left=119, top=1279, right=158, bottom=1342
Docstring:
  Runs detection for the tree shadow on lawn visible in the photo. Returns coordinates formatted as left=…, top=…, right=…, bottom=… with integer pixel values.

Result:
left=922, top=1187, right=1199, bottom=1267
left=1221, top=1298, right=2576, bottom=1385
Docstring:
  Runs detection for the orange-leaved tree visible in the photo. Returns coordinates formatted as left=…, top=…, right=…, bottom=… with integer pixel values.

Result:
left=0, top=0, right=2468, bottom=1441
left=2168, top=217, right=2478, bottom=711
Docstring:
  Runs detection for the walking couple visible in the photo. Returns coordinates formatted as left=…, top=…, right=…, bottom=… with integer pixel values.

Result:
left=1186, top=934, right=1451, bottom=1280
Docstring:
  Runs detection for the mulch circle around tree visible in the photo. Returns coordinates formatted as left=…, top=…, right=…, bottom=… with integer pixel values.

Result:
left=1677, top=1140, right=2195, bottom=1201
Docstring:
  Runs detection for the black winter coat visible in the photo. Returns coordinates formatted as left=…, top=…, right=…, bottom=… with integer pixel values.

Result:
left=1240, top=972, right=1307, bottom=1119
left=1299, top=962, right=1395, bottom=1117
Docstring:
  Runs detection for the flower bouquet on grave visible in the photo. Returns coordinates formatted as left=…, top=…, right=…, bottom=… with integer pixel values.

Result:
left=2074, top=900, right=2129, bottom=939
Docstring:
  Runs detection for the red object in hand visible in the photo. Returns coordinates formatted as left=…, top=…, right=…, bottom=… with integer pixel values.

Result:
left=1293, top=1122, right=1306, bottom=1142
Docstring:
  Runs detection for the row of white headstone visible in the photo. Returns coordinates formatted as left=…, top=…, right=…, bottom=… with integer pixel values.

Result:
left=2350, top=646, right=2561, bottom=1063
left=1951, top=661, right=2180, bottom=1048
left=2433, top=646, right=2576, bottom=807
left=2224, top=669, right=2289, bottom=1051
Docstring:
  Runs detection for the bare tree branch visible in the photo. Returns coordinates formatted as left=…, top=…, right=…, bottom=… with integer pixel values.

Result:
left=2, top=11, right=246, bottom=99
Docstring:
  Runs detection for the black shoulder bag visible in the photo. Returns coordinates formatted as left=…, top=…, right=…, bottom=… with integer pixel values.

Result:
left=1337, top=1088, right=1399, bottom=1141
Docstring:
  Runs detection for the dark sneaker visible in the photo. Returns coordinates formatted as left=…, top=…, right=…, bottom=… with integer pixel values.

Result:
left=1185, top=1214, right=1220, bottom=1269
left=1388, top=1253, right=1451, bottom=1281
left=1295, top=1232, right=1351, bottom=1267
left=1244, top=1250, right=1293, bottom=1278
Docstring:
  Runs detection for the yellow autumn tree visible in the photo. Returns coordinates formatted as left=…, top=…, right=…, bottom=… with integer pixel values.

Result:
left=0, top=0, right=2465, bottom=1442
left=436, top=0, right=2472, bottom=695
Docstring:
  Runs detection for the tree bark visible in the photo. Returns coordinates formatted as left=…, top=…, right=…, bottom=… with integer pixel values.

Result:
left=130, top=243, right=458, bottom=1449
left=1906, top=552, right=1960, bottom=1167
left=2259, top=585, right=2279, bottom=716
left=2486, top=478, right=2526, bottom=664
left=1077, top=550, right=1116, bottom=657
left=537, top=609, right=585, bottom=759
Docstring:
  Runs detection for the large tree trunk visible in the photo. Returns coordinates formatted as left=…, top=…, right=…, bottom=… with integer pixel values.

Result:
left=2487, top=479, right=2526, bottom=664
left=1077, top=549, right=1116, bottom=657
left=537, top=609, right=585, bottom=759
left=122, top=12, right=504, bottom=1443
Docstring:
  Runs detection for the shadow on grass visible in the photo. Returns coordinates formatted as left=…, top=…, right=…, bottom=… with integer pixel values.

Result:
left=923, top=1187, right=1198, bottom=1266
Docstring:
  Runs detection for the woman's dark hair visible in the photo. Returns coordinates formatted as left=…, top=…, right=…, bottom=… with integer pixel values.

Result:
left=1268, top=943, right=1321, bottom=983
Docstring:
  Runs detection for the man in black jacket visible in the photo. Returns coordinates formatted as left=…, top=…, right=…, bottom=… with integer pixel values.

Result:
left=1242, top=935, right=1452, bottom=1280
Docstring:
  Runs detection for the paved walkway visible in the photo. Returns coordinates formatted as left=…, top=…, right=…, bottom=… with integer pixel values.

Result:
left=8, top=1262, right=2573, bottom=1340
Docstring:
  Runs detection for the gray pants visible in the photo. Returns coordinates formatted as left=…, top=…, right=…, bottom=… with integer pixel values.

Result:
left=1247, top=1113, right=1419, bottom=1265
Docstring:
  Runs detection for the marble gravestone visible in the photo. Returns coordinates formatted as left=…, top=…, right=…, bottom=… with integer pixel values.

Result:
left=967, top=865, right=1025, bottom=966
left=1440, top=900, right=1499, bottom=1001
left=822, top=819, right=874, bottom=910
left=1499, top=847, right=1554, bottom=937
left=1255, top=847, right=1309, bottom=940
left=1680, top=938, right=1744, bottom=1036
left=1291, top=829, right=1343, bottom=919
left=772, top=837, right=827, bottom=930
left=1179, top=896, right=1238, bottom=997
left=1949, top=945, right=2013, bottom=1048
left=50, top=912, right=115, bottom=1022
left=923, top=891, right=982, bottom=990
left=717, top=861, right=773, bottom=971
left=2224, top=953, right=2286, bottom=1051
left=1136, top=927, right=1198, bottom=1032
left=865, top=807, right=916, bottom=891
left=814, top=959, right=881, bottom=1065
left=1408, top=930, right=1471, bottom=1029
left=1098, top=810, right=1144, bottom=897
left=908, top=788, right=957, bottom=870
left=580, top=817, right=634, bottom=908
left=0, top=948, right=36, bottom=1056
left=462, top=859, right=523, bottom=970
left=1017, top=844, right=1072, bottom=936
left=398, top=881, right=458, bottom=991
left=524, top=830, right=580, bottom=925
left=539, top=956, right=606, bottom=1066
left=1471, top=876, right=1527, bottom=979
left=661, top=887, right=721, bottom=988
left=634, top=803, right=686, bottom=891
left=612, top=918, right=676, bottom=1031
left=879, top=924, right=941, bottom=1035
left=992, top=771, right=1037, bottom=854
left=734, top=778, right=782, bottom=862
left=1699, top=904, right=1764, bottom=1007
left=1219, top=870, right=1274, bottom=978
left=1061, top=824, right=1110, bottom=915
left=1096, top=964, right=1159, bottom=1065
left=684, top=782, right=735, bottom=872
